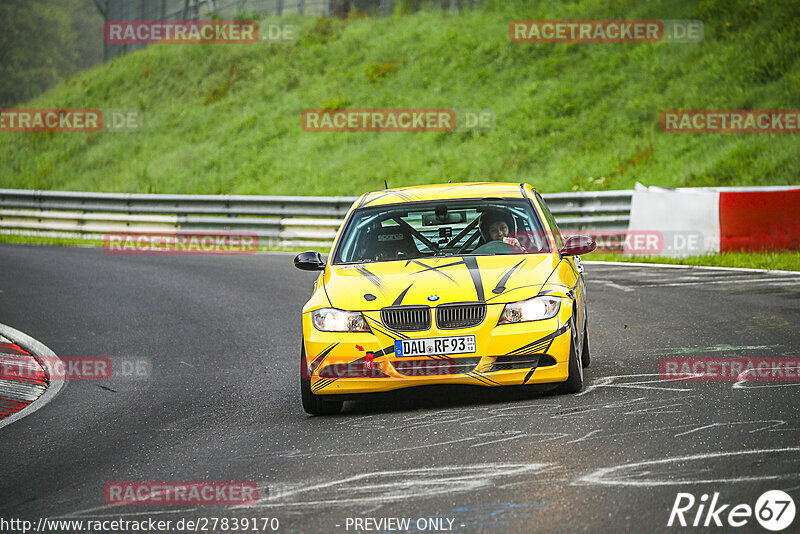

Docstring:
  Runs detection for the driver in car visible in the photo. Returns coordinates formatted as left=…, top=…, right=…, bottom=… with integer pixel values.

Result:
left=481, top=211, right=524, bottom=251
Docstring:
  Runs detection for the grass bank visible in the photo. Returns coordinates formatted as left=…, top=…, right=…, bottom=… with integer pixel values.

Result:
left=2, top=0, right=799, bottom=195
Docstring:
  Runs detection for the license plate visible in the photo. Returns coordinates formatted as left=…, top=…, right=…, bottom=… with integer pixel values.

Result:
left=395, top=335, right=476, bottom=357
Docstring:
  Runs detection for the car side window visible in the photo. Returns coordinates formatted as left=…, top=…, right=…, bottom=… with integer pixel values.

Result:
left=535, top=192, right=564, bottom=250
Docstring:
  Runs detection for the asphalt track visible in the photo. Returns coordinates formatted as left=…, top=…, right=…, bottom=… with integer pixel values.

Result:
left=1, top=242, right=800, bottom=533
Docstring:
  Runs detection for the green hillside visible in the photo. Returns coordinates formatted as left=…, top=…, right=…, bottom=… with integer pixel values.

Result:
left=2, top=0, right=799, bottom=195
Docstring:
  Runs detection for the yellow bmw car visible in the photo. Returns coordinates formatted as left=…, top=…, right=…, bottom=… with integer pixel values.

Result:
left=294, top=182, right=596, bottom=414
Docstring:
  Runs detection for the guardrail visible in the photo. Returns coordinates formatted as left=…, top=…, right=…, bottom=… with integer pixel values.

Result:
left=0, top=188, right=632, bottom=248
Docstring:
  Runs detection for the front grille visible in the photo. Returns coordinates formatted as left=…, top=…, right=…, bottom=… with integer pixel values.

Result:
left=381, top=306, right=431, bottom=331
left=392, top=357, right=481, bottom=376
left=436, top=303, right=486, bottom=329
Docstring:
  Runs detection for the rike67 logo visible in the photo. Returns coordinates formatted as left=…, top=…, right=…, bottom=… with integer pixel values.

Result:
left=668, top=490, right=795, bottom=531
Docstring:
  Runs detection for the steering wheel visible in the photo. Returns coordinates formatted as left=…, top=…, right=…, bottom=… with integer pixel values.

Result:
left=472, top=239, right=513, bottom=254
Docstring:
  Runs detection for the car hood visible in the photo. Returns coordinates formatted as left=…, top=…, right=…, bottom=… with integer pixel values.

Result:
left=323, top=254, right=560, bottom=310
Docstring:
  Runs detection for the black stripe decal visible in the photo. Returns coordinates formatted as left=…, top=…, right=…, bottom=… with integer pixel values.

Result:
left=310, top=343, right=339, bottom=372
left=509, top=343, right=549, bottom=357
left=392, top=284, right=413, bottom=306
left=486, top=284, right=541, bottom=302
left=463, top=256, right=485, bottom=302
left=506, top=324, right=569, bottom=356
left=474, top=371, right=501, bottom=385
left=492, top=259, right=526, bottom=295
left=522, top=367, right=537, bottom=385
left=312, top=378, right=335, bottom=392
left=356, top=266, right=387, bottom=294
left=409, top=259, right=461, bottom=283
left=467, top=372, right=491, bottom=385
left=366, top=318, right=409, bottom=340
left=468, top=372, right=497, bottom=386
left=509, top=338, right=552, bottom=356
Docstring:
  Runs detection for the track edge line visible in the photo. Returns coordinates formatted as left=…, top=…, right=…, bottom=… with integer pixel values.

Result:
left=582, top=260, right=799, bottom=275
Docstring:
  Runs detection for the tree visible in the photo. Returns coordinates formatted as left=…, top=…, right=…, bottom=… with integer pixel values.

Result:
left=0, top=0, right=102, bottom=107
left=329, top=0, right=351, bottom=18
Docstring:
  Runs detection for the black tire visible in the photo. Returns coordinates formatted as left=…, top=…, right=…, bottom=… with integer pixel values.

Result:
left=555, top=315, right=584, bottom=394
left=581, top=314, right=591, bottom=368
left=300, top=345, right=343, bottom=415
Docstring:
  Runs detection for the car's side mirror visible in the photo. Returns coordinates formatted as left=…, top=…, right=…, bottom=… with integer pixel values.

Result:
left=294, top=250, right=326, bottom=271
left=559, top=235, right=596, bottom=256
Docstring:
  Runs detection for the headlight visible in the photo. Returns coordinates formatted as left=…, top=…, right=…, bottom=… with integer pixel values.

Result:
left=311, top=308, right=370, bottom=332
left=499, top=296, right=561, bottom=324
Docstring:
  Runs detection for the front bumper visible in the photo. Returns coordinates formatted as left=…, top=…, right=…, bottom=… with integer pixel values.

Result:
left=302, top=303, right=573, bottom=395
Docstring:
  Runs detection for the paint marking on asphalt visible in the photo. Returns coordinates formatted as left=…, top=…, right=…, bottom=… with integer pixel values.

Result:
left=248, top=463, right=553, bottom=508
left=576, top=448, right=800, bottom=487
left=564, top=419, right=799, bottom=446
left=564, top=430, right=604, bottom=444
left=577, top=373, right=696, bottom=396
left=650, top=344, right=781, bottom=356
left=583, top=260, right=800, bottom=276
left=672, top=420, right=786, bottom=437
left=61, top=507, right=199, bottom=519
left=593, top=280, right=635, bottom=292
left=733, top=366, right=800, bottom=389
left=634, top=276, right=800, bottom=288
left=275, top=431, right=568, bottom=459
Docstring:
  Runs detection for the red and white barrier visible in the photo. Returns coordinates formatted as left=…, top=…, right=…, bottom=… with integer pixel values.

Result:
left=0, top=341, right=46, bottom=419
left=719, top=189, right=800, bottom=252
left=628, top=185, right=800, bottom=256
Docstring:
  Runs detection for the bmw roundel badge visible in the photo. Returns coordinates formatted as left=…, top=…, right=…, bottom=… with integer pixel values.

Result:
left=427, top=295, right=440, bottom=302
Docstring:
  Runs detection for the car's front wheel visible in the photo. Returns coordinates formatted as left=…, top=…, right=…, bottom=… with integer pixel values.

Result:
left=300, top=344, right=343, bottom=415
left=555, top=315, right=584, bottom=394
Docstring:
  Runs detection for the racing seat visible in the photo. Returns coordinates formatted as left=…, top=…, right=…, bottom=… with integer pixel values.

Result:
left=365, top=225, right=419, bottom=261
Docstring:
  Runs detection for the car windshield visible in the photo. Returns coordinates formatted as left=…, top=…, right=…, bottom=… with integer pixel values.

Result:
left=333, top=199, right=551, bottom=264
